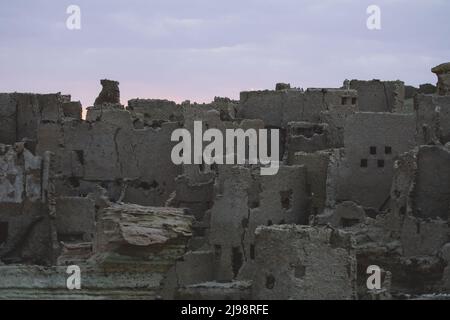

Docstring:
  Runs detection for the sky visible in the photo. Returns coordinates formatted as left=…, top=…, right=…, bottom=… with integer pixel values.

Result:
left=0, top=0, right=449, bottom=107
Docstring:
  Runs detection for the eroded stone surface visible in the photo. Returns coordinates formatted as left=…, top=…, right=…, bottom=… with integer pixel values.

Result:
left=1, top=66, right=450, bottom=299
left=249, top=225, right=357, bottom=300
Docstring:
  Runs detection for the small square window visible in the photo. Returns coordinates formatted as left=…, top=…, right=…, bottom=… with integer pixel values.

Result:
left=352, top=97, right=357, bottom=105
left=341, top=97, right=348, bottom=105
left=378, top=160, right=385, bottom=168
left=385, top=146, right=392, bottom=155
left=360, top=159, right=368, bottom=168
left=370, top=146, right=377, bottom=155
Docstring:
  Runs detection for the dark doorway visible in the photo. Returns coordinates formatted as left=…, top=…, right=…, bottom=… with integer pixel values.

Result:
left=0, top=222, right=8, bottom=245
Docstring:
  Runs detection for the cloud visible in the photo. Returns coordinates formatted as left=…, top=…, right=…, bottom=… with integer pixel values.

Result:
left=107, top=12, right=204, bottom=39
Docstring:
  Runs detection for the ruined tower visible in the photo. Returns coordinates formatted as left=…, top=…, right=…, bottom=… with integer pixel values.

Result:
left=94, top=79, right=121, bottom=105
left=432, top=62, right=450, bottom=96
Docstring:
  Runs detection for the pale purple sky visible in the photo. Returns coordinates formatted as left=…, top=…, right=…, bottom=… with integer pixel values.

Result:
left=0, top=0, right=449, bottom=107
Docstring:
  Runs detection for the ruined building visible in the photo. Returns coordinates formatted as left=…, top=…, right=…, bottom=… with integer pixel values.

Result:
left=0, top=63, right=450, bottom=300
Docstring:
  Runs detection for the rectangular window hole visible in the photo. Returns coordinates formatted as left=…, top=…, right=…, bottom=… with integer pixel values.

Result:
left=231, top=247, right=243, bottom=278
left=250, top=244, right=255, bottom=260
left=214, top=245, right=222, bottom=259
left=360, top=159, right=368, bottom=168
left=74, top=150, right=84, bottom=165
left=294, top=265, right=306, bottom=278
left=280, top=189, right=293, bottom=210
left=57, top=232, right=84, bottom=242
left=341, top=218, right=360, bottom=228
left=0, top=222, right=8, bottom=245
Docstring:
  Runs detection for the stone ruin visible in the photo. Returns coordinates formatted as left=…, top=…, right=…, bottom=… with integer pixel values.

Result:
left=0, top=63, right=449, bottom=300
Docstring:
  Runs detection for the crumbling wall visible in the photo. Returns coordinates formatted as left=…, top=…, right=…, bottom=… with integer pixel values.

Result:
left=284, top=122, right=330, bottom=163
left=165, top=105, right=250, bottom=235
left=62, top=101, right=82, bottom=120
left=127, top=99, right=183, bottom=124
left=350, top=80, right=405, bottom=113
left=319, top=109, right=356, bottom=148
left=316, top=201, right=366, bottom=228
left=432, top=63, right=450, bottom=96
left=293, top=149, right=336, bottom=215
left=337, top=112, right=417, bottom=208
left=415, top=94, right=450, bottom=145
left=2, top=69, right=450, bottom=300
left=0, top=144, right=52, bottom=265
left=405, top=84, right=437, bottom=101
left=168, top=106, right=266, bottom=250
left=94, top=79, right=120, bottom=106
left=391, top=146, right=450, bottom=221
left=384, top=145, right=450, bottom=293
left=209, top=97, right=238, bottom=121
left=401, top=215, right=449, bottom=257
left=442, top=244, right=450, bottom=290
left=0, top=94, right=17, bottom=145
left=55, top=197, right=96, bottom=243
left=413, top=146, right=450, bottom=220
left=36, top=112, right=181, bottom=207
left=238, top=88, right=358, bottom=128
left=208, top=164, right=308, bottom=281
left=249, top=225, right=357, bottom=300
left=0, top=93, right=66, bottom=145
